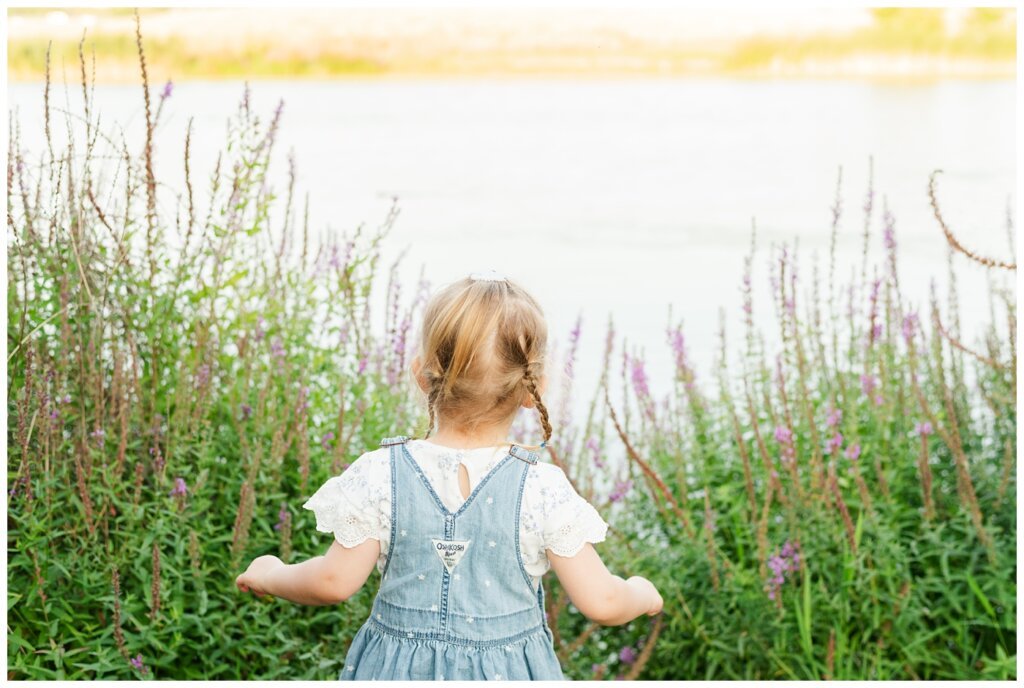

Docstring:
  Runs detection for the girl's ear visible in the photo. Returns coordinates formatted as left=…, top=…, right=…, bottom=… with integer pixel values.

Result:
left=411, top=355, right=429, bottom=394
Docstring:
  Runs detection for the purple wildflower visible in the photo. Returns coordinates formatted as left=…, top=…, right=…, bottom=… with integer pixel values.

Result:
left=914, top=421, right=933, bottom=437
left=902, top=311, right=919, bottom=345
left=767, top=555, right=786, bottom=582
left=741, top=271, right=753, bottom=317
left=357, top=356, right=368, bottom=374
left=9, top=473, right=27, bottom=498
left=630, top=356, right=650, bottom=399
left=775, top=425, right=796, bottom=465
left=860, top=374, right=878, bottom=397
left=784, top=296, right=796, bottom=317
left=825, top=432, right=843, bottom=455
left=196, top=364, right=210, bottom=387
left=297, top=386, right=310, bottom=412
left=609, top=479, right=632, bottom=503
left=129, top=654, right=148, bottom=674
left=321, top=431, right=335, bottom=451
left=394, top=316, right=411, bottom=360
left=91, top=428, right=106, bottom=449
left=667, top=325, right=698, bottom=390
left=774, top=425, right=793, bottom=445
left=826, top=406, right=842, bottom=428
left=240, top=403, right=252, bottom=420
left=569, top=317, right=585, bottom=380
left=618, top=646, right=637, bottom=664
left=274, top=503, right=288, bottom=531
left=342, top=240, right=355, bottom=270
left=867, top=279, right=882, bottom=334
left=883, top=211, right=897, bottom=251
left=270, top=337, right=286, bottom=360
left=254, top=316, right=266, bottom=343
left=63, top=394, right=71, bottom=404
left=764, top=540, right=800, bottom=600
left=844, top=443, right=861, bottom=461
left=170, top=477, right=188, bottom=497
left=668, top=327, right=685, bottom=367
left=585, top=437, right=604, bottom=469
left=160, top=80, right=173, bottom=99
left=874, top=394, right=884, bottom=406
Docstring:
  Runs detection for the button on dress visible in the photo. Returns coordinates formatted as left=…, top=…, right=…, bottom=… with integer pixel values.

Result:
left=338, top=436, right=565, bottom=680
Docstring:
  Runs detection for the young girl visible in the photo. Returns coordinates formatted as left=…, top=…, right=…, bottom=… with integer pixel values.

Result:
left=236, top=271, right=663, bottom=680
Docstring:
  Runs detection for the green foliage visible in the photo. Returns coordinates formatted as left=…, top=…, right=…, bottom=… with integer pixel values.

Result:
left=7, top=35, right=417, bottom=679
left=7, top=28, right=1016, bottom=681
left=545, top=169, right=1016, bottom=680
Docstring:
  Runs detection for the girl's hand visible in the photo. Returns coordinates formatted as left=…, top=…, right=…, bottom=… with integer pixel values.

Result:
left=235, top=554, right=283, bottom=598
left=627, top=576, right=664, bottom=616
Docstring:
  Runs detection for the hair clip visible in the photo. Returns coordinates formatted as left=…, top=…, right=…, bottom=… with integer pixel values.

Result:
left=469, top=269, right=507, bottom=282
left=539, top=441, right=547, bottom=449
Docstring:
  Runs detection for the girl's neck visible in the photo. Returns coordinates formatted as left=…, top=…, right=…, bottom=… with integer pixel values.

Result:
left=428, top=419, right=514, bottom=451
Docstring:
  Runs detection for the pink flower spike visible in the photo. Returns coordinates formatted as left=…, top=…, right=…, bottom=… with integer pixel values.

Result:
left=825, top=407, right=842, bottom=428
left=774, top=425, right=793, bottom=445
left=825, top=432, right=843, bottom=455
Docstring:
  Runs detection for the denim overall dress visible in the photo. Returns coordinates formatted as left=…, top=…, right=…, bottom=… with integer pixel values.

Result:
left=339, top=436, right=565, bottom=681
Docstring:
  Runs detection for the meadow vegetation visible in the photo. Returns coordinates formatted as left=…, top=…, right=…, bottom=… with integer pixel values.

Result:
left=6, top=19, right=1016, bottom=680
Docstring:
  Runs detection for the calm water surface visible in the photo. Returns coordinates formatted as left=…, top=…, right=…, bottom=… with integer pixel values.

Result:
left=8, top=78, right=1015, bottom=416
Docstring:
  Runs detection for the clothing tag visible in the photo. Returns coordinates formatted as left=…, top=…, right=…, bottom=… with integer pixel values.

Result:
left=431, top=538, right=471, bottom=573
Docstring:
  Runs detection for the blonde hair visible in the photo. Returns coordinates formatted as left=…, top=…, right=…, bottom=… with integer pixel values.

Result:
left=415, top=276, right=551, bottom=444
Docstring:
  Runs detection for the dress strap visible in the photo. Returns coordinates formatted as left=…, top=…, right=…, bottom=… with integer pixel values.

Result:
left=508, top=443, right=539, bottom=465
left=379, top=435, right=410, bottom=447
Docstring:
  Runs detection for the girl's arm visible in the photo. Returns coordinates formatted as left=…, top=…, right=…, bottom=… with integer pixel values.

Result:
left=547, top=543, right=662, bottom=626
left=235, top=538, right=380, bottom=606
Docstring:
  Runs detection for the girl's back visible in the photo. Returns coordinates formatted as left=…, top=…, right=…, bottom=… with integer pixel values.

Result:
left=305, top=436, right=609, bottom=680
left=236, top=273, right=662, bottom=680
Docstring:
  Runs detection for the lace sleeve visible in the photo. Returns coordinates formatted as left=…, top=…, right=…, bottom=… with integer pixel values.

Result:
left=301, top=450, right=389, bottom=548
left=538, top=466, right=609, bottom=558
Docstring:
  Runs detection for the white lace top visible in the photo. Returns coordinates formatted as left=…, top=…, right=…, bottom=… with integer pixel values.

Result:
left=302, top=439, right=609, bottom=589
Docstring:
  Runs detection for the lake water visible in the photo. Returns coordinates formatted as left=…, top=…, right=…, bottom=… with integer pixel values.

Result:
left=8, top=78, right=1016, bottom=420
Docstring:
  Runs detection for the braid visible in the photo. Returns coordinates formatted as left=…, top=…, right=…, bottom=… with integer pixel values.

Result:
left=423, top=399, right=436, bottom=439
left=420, top=375, right=441, bottom=440
left=522, top=366, right=552, bottom=443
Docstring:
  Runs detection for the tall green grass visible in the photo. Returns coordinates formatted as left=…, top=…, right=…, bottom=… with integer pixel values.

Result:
left=7, top=18, right=1016, bottom=680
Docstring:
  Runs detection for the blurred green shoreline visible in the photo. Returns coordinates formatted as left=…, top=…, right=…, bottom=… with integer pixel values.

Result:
left=7, top=7, right=1016, bottom=82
